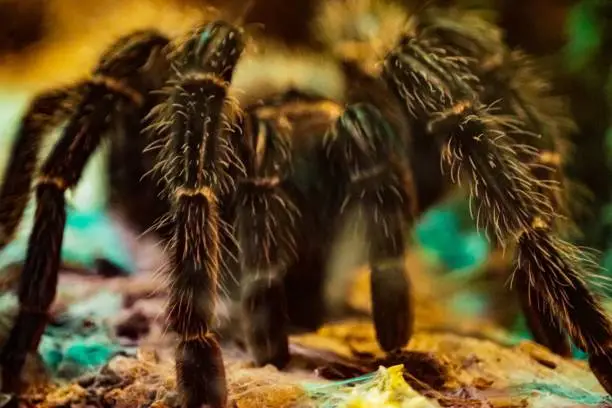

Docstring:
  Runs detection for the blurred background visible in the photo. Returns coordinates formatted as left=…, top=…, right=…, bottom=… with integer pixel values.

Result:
left=0, top=0, right=610, bottom=384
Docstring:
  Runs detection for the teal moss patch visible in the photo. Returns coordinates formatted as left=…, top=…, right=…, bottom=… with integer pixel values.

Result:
left=0, top=205, right=135, bottom=273
left=415, top=205, right=489, bottom=271
left=39, top=291, right=126, bottom=378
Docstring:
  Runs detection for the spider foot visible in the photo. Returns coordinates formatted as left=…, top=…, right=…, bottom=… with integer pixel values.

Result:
left=241, top=276, right=290, bottom=369
left=371, top=262, right=413, bottom=352
left=0, top=311, right=49, bottom=394
left=176, top=335, right=227, bottom=408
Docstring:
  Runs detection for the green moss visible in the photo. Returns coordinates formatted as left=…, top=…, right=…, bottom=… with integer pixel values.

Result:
left=38, top=292, right=125, bottom=378
left=0, top=206, right=135, bottom=273
left=415, top=207, right=489, bottom=271
left=39, top=336, right=63, bottom=372
left=63, top=341, right=117, bottom=368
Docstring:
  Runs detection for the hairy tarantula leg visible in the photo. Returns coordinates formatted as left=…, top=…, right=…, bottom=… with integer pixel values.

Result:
left=382, top=32, right=575, bottom=357
left=235, top=179, right=294, bottom=367
left=0, top=31, right=169, bottom=393
left=512, top=154, right=572, bottom=356
left=0, top=86, right=130, bottom=392
left=326, top=103, right=416, bottom=352
left=234, top=113, right=301, bottom=368
left=515, top=227, right=612, bottom=392
left=428, top=102, right=612, bottom=394
left=159, top=21, right=244, bottom=408
left=514, top=266, right=572, bottom=357
left=0, top=86, right=81, bottom=249
left=515, top=148, right=572, bottom=356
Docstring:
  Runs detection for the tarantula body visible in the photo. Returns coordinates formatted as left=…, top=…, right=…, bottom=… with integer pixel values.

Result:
left=2, top=2, right=612, bottom=407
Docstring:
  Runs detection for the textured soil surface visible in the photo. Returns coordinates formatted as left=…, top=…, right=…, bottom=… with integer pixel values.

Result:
left=3, top=224, right=609, bottom=408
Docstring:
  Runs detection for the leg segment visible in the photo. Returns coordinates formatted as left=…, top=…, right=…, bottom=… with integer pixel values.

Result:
left=0, top=31, right=169, bottom=394
left=384, top=19, right=612, bottom=388
left=516, top=227, right=612, bottom=392
left=167, top=190, right=226, bottom=408
left=234, top=179, right=297, bottom=367
left=154, top=21, right=244, bottom=408
left=385, top=12, right=577, bottom=356
left=427, top=101, right=612, bottom=393
left=0, top=82, right=125, bottom=392
left=0, top=86, right=79, bottom=249
left=325, top=103, right=417, bottom=352
left=234, top=111, right=301, bottom=367
left=514, top=265, right=571, bottom=357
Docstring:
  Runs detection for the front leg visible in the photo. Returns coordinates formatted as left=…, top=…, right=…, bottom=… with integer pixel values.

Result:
left=325, top=103, right=418, bottom=352
left=0, top=81, right=131, bottom=392
left=155, top=21, right=244, bottom=408
left=166, top=188, right=227, bottom=408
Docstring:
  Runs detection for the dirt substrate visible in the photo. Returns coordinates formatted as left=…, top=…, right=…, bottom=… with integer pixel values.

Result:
left=6, top=247, right=609, bottom=408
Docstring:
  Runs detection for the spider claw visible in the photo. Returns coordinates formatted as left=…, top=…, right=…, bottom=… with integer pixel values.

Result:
left=177, top=336, right=227, bottom=408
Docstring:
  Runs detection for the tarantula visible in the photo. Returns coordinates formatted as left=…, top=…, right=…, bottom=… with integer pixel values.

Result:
left=1, top=1, right=612, bottom=407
